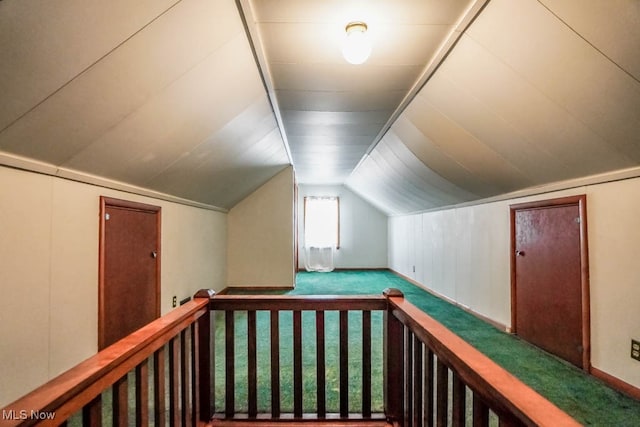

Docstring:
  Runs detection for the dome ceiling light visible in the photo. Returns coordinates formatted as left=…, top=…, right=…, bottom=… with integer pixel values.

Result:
left=342, top=21, right=372, bottom=65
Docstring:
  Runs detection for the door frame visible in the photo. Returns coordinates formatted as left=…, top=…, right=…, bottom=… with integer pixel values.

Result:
left=509, top=195, right=591, bottom=371
left=98, top=196, right=162, bottom=350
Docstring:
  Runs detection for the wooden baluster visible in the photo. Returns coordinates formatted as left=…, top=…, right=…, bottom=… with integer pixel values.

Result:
left=339, top=310, right=349, bottom=417
left=293, top=310, right=303, bottom=418
left=169, top=337, right=180, bottom=426
left=413, top=336, right=423, bottom=427
left=248, top=310, right=258, bottom=418
left=82, top=394, right=102, bottom=427
left=153, top=347, right=166, bottom=427
left=136, top=359, right=149, bottom=426
left=405, top=328, right=413, bottom=427
left=270, top=310, right=281, bottom=418
left=498, top=414, right=522, bottom=427
left=316, top=310, right=326, bottom=418
left=424, top=348, right=434, bottom=426
left=436, top=359, right=448, bottom=427
left=0, top=295, right=583, bottom=427
left=194, top=292, right=212, bottom=424
left=191, top=319, right=198, bottom=427
left=472, top=395, right=489, bottom=427
left=452, top=371, right=465, bottom=427
left=180, top=329, right=190, bottom=426
left=211, top=311, right=217, bottom=417
left=362, top=310, right=372, bottom=418
left=225, top=311, right=235, bottom=418
left=0, top=299, right=213, bottom=427
left=112, top=375, right=128, bottom=426
left=383, top=289, right=404, bottom=425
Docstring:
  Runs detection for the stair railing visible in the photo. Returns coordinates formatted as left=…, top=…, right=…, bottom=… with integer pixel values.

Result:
left=1, top=288, right=580, bottom=427
left=0, top=289, right=213, bottom=427
left=383, top=288, right=580, bottom=427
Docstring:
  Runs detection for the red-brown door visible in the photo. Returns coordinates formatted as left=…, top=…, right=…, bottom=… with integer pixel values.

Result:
left=99, top=197, right=161, bottom=350
left=511, top=196, right=590, bottom=369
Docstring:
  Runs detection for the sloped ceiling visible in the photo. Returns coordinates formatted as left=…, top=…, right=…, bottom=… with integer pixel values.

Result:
left=240, top=0, right=483, bottom=184
left=0, top=0, right=290, bottom=209
left=345, top=0, right=640, bottom=214
left=1, top=0, right=639, bottom=214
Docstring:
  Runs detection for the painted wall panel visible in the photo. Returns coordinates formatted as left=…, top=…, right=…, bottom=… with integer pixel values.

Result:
left=388, top=176, right=640, bottom=389
left=299, top=184, right=387, bottom=270
left=587, top=178, right=640, bottom=388
left=388, top=216, right=404, bottom=273
left=227, top=167, right=295, bottom=287
left=0, top=165, right=227, bottom=407
left=0, top=169, right=52, bottom=408
left=48, top=178, right=101, bottom=381
left=413, top=214, right=424, bottom=284
left=453, top=208, right=473, bottom=308
left=440, top=209, right=457, bottom=299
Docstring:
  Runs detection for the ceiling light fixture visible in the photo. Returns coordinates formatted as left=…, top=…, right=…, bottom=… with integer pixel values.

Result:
left=342, top=21, right=372, bottom=65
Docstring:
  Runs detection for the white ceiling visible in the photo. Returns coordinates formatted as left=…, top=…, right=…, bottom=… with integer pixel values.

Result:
left=1, top=0, right=639, bottom=214
left=0, top=0, right=289, bottom=209
left=242, top=0, right=483, bottom=184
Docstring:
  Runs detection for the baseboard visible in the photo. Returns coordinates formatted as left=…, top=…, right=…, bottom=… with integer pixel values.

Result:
left=591, top=367, right=640, bottom=400
left=389, top=269, right=509, bottom=332
left=217, top=286, right=294, bottom=295
left=296, top=267, right=388, bottom=272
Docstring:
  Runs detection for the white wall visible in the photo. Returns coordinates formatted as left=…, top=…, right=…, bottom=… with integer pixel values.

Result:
left=298, top=185, right=388, bottom=270
left=0, top=165, right=227, bottom=407
left=227, top=166, right=295, bottom=287
left=388, top=177, right=640, bottom=390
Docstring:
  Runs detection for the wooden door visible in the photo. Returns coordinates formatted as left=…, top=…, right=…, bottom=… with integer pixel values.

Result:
left=511, top=195, right=590, bottom=369
left=99, top=197, right=161, bottom=350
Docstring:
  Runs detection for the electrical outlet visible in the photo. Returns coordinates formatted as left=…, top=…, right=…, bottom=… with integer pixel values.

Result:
left=632, top=339, right=640, bottom=362
left=172, top=296, right=177, bottom=308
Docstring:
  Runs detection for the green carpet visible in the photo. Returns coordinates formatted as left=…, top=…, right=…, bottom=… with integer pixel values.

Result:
left=219, top=270, right=640, bottom=426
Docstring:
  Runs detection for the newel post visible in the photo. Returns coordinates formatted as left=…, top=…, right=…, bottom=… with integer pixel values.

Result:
left=383, top=288, right=404, bottom=425
left=194, top=289, right=215, bottom=423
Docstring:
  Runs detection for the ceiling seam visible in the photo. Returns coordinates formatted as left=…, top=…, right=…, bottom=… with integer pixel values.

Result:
left=235, top=0, right=295, bottom=168
left=429, top=71, right=573, bottom=178
left=346, top=0, right=492, bottom=178
left=461, top=17, right=639, bottom=167
left=391, top=165, right=640, bottom=217
left=0, top=0, right=186, bottom=137
left=536, top=0, right=640, bottom=85
left=409, top=86, right=536, bottom=189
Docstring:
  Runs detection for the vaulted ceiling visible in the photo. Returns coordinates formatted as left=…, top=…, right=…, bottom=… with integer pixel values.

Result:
left=1, top=0, right=639, bottom=214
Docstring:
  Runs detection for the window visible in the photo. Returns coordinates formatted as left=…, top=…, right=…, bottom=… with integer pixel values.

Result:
left=304, top=196, right=339, bottom=248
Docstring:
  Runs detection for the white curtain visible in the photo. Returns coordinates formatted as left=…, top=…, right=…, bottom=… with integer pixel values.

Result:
left=303, top=246, right=335, bottom=272
left=304, top=197, right=338, bottom=272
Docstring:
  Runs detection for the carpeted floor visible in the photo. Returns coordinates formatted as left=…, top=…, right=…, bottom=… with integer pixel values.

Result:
left=222, top=270, right=640, bottom=426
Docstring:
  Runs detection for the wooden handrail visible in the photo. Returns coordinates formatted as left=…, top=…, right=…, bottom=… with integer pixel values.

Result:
left=385, top=292, right=581, bottom=427
left=208, top=294, right=387, bottom=311
left=1, top=292, right=212, bottom=427
left=2, top=289, right=581, bottom=427
left=209, top=294, right=388, bottom=422
left=209, top=291, right=579, bottom=426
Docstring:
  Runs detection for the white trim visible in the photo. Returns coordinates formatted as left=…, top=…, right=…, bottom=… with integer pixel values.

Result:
left=0, top=151, right=228, bottom=213
left=391, top=166, right=640, bottom=216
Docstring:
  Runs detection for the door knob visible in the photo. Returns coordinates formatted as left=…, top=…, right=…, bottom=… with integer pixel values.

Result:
left=515, top=250, right=525, bottom=257
left=151, top=251, right=157, bottom=258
